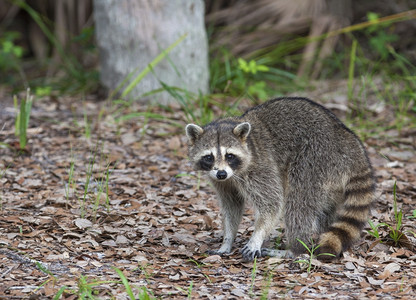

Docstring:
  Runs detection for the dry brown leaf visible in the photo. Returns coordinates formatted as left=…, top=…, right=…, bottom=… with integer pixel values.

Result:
left=378, top=262, right=401, bottom=280
left=74, top=218, right=93, bottom=229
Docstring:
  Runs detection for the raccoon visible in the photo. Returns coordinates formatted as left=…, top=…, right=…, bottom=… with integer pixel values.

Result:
left=185, top=97, right=375, bottom=261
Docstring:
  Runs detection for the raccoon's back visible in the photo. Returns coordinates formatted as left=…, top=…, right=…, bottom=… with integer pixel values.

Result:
left=242, top=97, right=348, bottom=136
left=240, top=97, right=367, bottom=167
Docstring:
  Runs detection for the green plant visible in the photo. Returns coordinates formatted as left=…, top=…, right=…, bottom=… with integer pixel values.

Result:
left=80, top=145, right=99, bottom=218
left=53, top=286, right=67, bottom=300
left=83, top=110, right=92, bottom=139
left=103, top=162, right=113, bottom=212
left=187, top=258, right=212, bottom=283
left=260, top=270, right=273, bottom=300
left=109, top=33, right=187, bottom=101
left=210, top=45, right=298, bottom=100
left=137, top=286, right=154, bottom=300
left=33, top=275, right=57, bottom=297
left=13, top=88, right=34, bottom=150
left=159, top=83, right=214, bottom=124
left=75, top=275, right=111, bottom=299
left=35, top=86, right=52, bottom=97
left=65, top=144, right=115, bottom=219
left=135, top=263, right=153, bottom=282
left=65, top=151, right=76, bottom=206
left=249, top=257, right=258, bottom=296
left=53, top=275, right=115, bottom=299
left=367, top=219, right=387, bottom=239
left=295, top=239, right=336, bottom=273
left=238, top=58, right=271, bottom=100
left=407, top=210, right=416, bottom=219
left=238, top=58, right=269, bottom=74
left=93, top=161, right=114, bottom=220
left=385, top=181, right=404, bottom=246
left=113, top=267, right=136, bottom=300
left=0, top=31, right=25, bottom=85
left=35, top=261, right=56, bottom=278
left=367, top=182, right=412, bottom=248
left=176, top=281, right=193, bottom=299
left=347, top=39, right=358, bottom=102
left=365, top=12, right=399, bottom=60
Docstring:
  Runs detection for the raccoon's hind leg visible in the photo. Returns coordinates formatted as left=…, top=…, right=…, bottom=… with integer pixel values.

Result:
left=283, top=189, right=326, bottom=257
left=315, top=170, right=375, bottom=261
left=207, top=188, right=244, bottom=256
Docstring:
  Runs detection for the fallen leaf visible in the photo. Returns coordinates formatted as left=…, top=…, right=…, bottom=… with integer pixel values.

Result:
left=74, top=218, right=93, bottom=229
left=201, top=255, right=222, bottom=264
left=378, top=262, right=400, bottom=279
left=367, top=276, right=385, bottom=286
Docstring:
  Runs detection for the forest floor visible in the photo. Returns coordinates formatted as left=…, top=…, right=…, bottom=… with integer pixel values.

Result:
left=0, top=88, right=415, bottom=299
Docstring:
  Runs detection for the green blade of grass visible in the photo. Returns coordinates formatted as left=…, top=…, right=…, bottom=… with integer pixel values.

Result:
left=113, top=267, right=136, bottom=300
left=13, top=95, right=20, bottom=137
left=53, top=286, right=67, bottom=300
left=348, top=39, right=358, bottom=102
left=120, top=33, right=187, bottom=99
left=19, top=95, right=27, bottom=148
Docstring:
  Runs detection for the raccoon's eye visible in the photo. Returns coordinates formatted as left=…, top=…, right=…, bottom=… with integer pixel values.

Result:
left=202, top=154, right=214, bottom=162
left=225, top=153, right=236, bottom=161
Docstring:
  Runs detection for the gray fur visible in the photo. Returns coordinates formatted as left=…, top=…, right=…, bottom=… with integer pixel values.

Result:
left=185, top=97, right=375, bottom=261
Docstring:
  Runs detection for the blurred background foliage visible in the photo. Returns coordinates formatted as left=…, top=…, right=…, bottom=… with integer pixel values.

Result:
left=0, top=0, right=415, bottom=100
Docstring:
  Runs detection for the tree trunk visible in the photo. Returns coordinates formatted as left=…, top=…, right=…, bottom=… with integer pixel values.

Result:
left=93, top=0, right=209, bottom=104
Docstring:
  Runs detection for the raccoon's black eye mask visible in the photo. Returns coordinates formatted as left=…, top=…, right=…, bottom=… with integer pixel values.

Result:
left=200, top=154, right=214, bottom=170
left=225, top=153, right=241, bottom=169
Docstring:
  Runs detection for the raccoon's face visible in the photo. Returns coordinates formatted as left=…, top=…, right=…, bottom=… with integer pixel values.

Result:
left=185, top=121, right=252, bottom=181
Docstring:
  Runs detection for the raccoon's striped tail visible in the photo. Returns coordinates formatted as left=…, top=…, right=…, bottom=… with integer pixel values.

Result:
left=316, top=170, right=375, bottom=261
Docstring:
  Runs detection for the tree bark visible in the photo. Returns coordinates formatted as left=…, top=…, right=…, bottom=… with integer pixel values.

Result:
left=93, top=0, right=209, bottom=104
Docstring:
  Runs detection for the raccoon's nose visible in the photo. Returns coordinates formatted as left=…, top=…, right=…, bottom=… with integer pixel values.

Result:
left=216, top=170, right=227, bottom=180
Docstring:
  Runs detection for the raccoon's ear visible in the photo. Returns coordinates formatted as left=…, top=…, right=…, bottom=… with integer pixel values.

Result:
left=185, top=124, right=204, bottom=144
left=233, top=122, right=251, bottom=141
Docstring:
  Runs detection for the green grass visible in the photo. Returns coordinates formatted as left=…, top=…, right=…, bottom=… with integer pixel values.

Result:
left=113, top=267, right=136, bottom=300
left=80, top=145, right=98, bottom=218
left=116, top=34, right=187, bottom=101
left=386, top=181, right=405, bottom=246
left=51, top=267, right=155, bottom=299
left=13, top=88, right=33, bottom=150
left=176, top=281, right=193, bottom=299
left=367, top=181, right=410, bottom=248
left=65, top=150, right=76, bottom=207
left=63, top=143, right=115, bottom=221
left=0, top=31, right=25, bottom=86
left=249, top=257, right=258, bottom=297
left=295, top=239, right=336, bottom=273
left=367, top=219, right=385, bottom=239
left=187, top=258, right=212, bottom=283
left=260, top=269, right=273, bottom=300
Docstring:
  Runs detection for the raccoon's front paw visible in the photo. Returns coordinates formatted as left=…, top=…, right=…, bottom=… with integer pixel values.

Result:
left=241, top=244, right=262, bottom=261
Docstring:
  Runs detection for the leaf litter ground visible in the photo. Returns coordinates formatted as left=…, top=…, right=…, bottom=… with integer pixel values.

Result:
left=0, top=93, right=415, bottom=299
